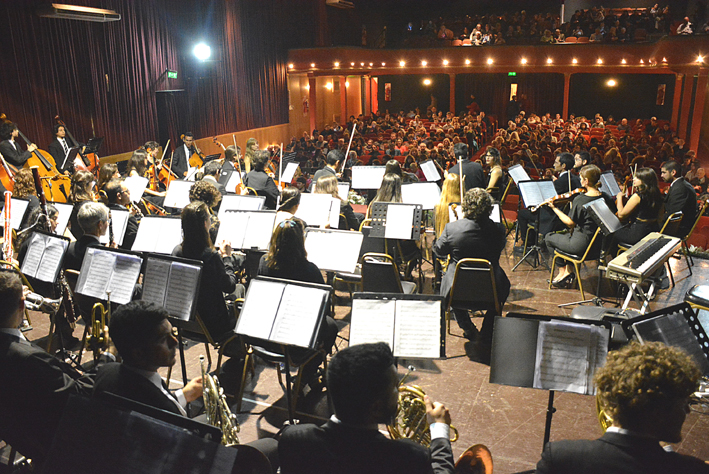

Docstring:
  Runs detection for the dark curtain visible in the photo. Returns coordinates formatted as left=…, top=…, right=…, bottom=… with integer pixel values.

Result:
left=516, top=73, right=564, bottom=119
left=455, top=74, right=508, bottom=122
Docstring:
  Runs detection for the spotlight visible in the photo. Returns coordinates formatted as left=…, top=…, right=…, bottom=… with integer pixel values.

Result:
left=443, top=59, right=449, bottom=66
left=606, top=79, right=617, bottom=87
left=547, top=58, right=553, bottom=64
left=487, top=58, right=493, bottom=65
left=399, top=60, right=405, bottom=67
left=351, top=62, right=355, bottom=66
left=360, top=62, right=364, bottom=66
left=621, top=59, right=627, bottom=64
left=640, top=59, right=644, bottom=64
left=193, top=43, right=211, bottom=61
left=521, top=58, right=527, bottom=65
left=334, top=62, right=340, bottom=67
left=597, top=58, right=603, bottom=64
left=369, top=62, right=373, bottom=66
left=382, top=62, right=386, bottom=66
left=572, top=58, right=578, bottom=64
left=421, top=60, right=427, bottom=66
left=423, top=79, right=432, bottom=85
left=465, top=59, right=471, bottom=65
left=697, top=55, right=705, bottom=63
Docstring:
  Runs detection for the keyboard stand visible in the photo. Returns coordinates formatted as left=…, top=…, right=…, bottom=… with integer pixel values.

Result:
left=621, top=280, right=657, bottom=314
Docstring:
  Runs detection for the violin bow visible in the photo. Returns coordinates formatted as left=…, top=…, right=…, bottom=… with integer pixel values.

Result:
left=341, top=122, right=357, bottom=174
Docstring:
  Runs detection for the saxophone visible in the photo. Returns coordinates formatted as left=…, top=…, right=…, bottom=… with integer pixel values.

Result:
left=201, top=355, right=240, bottom=446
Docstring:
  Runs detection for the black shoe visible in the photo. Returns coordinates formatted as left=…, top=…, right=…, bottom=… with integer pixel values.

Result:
left=551, top=273, right=575, bottom=289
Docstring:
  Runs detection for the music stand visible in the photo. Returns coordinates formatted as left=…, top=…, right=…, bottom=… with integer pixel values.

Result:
left=369, top=202, right=423, bottom=241
left=83, top=137, right=104, bottom=154
left=512, top=180, right=556, bottom=271
left=490, top=313, right=611, bottom=449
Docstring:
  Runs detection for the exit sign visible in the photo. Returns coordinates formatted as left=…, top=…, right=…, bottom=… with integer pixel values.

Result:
left=508, top=72, right=517, bottom=76
left=167, top=70, right=178, bottom=79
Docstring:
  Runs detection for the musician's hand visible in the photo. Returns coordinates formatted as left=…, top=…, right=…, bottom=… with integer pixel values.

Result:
left=109, top=242, right=118, bottom=249
left=219, top=241, right=232, bottom=257
left=27, top=144, right=37, bottom=153
left=129, top=205, right=139, bottom=216
left=616, top=191, right=624, bottom=200
left=182, top=376, right=203, bottom=403
left=425, top=395, right=451, bottom=425
left=22, top=285, right=31, bottom=301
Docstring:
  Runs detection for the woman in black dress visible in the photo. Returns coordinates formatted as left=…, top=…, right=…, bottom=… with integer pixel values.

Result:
left=612, top=167, right=663, bottom=249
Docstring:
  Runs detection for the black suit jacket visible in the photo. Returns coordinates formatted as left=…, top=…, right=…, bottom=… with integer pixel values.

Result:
left=47, top=137, right=76, bottom=172
left=0, top=139, right=31, bottom=168
left=447, top=159, right=485, bottom=191
left=0, top=331, right=92, bottom=462
left=244, top=170, right=280, bottom=210
left=171, top=145, right=190, bottom=178
left=280, top=420, right=454, bottom=474
left=554, top=171, right=582, bottom=194
left=663, top=178, right=697, bottom=237
left=93, top=362, right=183, bottom=415
left=63, top=234, right=102, bottom=271
left=536, top=431, right=709, bottom=474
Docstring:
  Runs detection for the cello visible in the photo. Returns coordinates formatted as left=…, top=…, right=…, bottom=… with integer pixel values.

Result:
left=55, top=115, right=99, bottom=176
left=182, top=134, right=205, bottom=168
left=0, top=151, right=16, bottom=192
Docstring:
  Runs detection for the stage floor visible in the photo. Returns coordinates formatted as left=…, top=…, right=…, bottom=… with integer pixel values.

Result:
left=21, top=236, right=709, bottom=473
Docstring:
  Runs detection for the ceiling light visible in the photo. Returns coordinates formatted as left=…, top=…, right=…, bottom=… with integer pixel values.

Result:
left=310, top=63, right=315, bottom=68
left=465, top=59, right=471, bottom=65
left=421, top=60, right=427, bottom=66
left=607, top=79, right=617, bottom=87
left=547, top=58, right=553, bottom=64
left=487, top=58, right=493, bottom=65
left=334, top=62, right=340, bottom=67
left=325, top=82, right=333, bottom=90
left=697, top=55, right=705, bottom=63
left=621, top=58, right=627, bottom=64
left=443, top=59, right=449, bottom=65
left=381, top=62, right=386, bottom=66
left=423, top=79, right=431, bottom=85
left=521, top=58, right=527, bottom=65
left=351, top=62, right=355, bottom=66
left=572, top=58, right=578, bottom=64
left=399, top=60, right=405, bottom=67
left=288, top=63, right=294, bottom=69
left=597, top=58, right=603, bottom=64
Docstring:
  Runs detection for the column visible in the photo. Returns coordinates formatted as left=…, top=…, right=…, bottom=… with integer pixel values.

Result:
left=339, top=76, right=347, bottom=125
left=670, top=73, right=684, bottom=131
left=562, top=73, right=571, bottom=120
left=449, top=73, right=456, bottom=115
left=308, top=75, right=317, bottom=135
left=364, top=76, right=371, bottom=116
left=679, top=74, right=695, bottom=139
left=689, top=72, right=708, bottom=152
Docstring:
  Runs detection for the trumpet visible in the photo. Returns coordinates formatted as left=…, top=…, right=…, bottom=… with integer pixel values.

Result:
left=86, top=290, right=111, bottom=358
left=201, top=355, right=240, bottom=446
left=24, top=292, right=62, bottom=314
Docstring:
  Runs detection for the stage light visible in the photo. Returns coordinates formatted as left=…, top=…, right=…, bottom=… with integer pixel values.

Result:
left=640, top=59, right=644, bottom=64
left=369, top=62, right=373, bottom=66
left=310, top=63, right=315, bottom=68
left=465, top=59, right=471, bottom=65
left=423, top=78, right=431, bottom=85
left=547, top=58, right=553, bottom=64
left=382, top=62, right=386, bottom=66
left=597, top=58, right=603, bottom=64
left=443, top=59, right=449, bottom=65
left=521, top=58, right=527, bottom=65
left=572, top=58, right=578, bottom=64
left=288, top=63, right=294, bottom=69
left=334, top=62, right=340, bottom=67
left=360, top=62, right=364, bottom=66
left=399, top=60, right=405, bottom=66
left=697, top=55, right=705, bottom=63
left=351, top=62, right=355, bottom=66
left=345, top=81, right=349, bottom=87
left=621, top=58, right=627, bottom=64
left=193, top=43, right=211, bottom=61
left=421, top=60, right=427, bottom=66
left=606, top=79, right=617, bottom=87
left=487, top=58, right=493, bottom=65
left=325, top=82, right=333, bottom=90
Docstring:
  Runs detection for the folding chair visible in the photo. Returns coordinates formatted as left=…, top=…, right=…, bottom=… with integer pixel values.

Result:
left=445, top=258, right=501, bottom=335
left=548, top=228, right=603, bottom=300
left=361, top=253, right=416, bottom=294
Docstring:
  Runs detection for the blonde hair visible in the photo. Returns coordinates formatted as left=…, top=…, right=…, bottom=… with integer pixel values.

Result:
left=434, top=173, right=462, bottom=236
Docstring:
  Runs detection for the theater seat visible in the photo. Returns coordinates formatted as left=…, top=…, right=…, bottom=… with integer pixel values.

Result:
left=564, top=37, right=577, bottom=43
left=452, top=39, right=462, bottom=46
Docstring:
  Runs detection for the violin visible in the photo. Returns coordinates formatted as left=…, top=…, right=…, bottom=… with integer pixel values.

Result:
left=55, top=115, right=99, bottom=176
left=213, top=137, right=243, bottom=193
left=529, top=187, right=585, bottom=212
left=157, top=145, right=178, bottom=188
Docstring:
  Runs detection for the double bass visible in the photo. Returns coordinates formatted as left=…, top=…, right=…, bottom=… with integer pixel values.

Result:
left=55, top=115, right=99, bottom=176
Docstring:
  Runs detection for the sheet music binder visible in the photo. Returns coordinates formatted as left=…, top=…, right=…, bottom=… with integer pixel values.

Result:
left=0, top=197, right=30, bottom=230
left=304, top=227, right=364, bottom=273
left=517, top=180, right=557, bottom=209
left=350, top=292, right=446, bottom=359
left=508, top=164, right=531, bottom=184
left=621, top=303, right=709, bottom=375
left=215, top=210, right=276, bottom=251
left=75, top=247, right=143, bottom=305
left=490, top=313, right=611, bottom=395
left=20, top=230, right=70, bottom=283
left=235, top=277, right=331, bottom=349
left=217, top=194, right=266, bottom=221
left=140, top=254, right=202, bottom=321
left=369, top=202, right=423, bottom=241
left=131, top=216, right=183, bottom=254
left=351, top=166, right=386, bottom=189
left=402, top=182, right=442, bottom=210
left=599, top=171, right=622, bottom=197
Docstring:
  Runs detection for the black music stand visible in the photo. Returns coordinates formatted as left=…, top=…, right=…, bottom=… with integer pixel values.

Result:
left=490, top=313, right=611, bottom=449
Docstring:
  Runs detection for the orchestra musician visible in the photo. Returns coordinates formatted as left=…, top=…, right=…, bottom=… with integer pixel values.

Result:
left=545, top=165, right=613, bottom=288
left=314, top=175, right=361, bottom=230
left=274, top=186, right=301, bottom=228
left=311, top=149, right=342, bottom=190
left=171, top=132, right=197, bottom=178
left=0, top=121, right=36, bottom=168
left=202, top=160, right=226, bottom=195
left=222, top=145, right=241, bottom=173
left=63, top=202, right=111, bottom=271
left=447, top=143, right=485, bottom=191
left=96, top=163, right=120, bottom=194
left=244, top=150, right=280, bottom=210
left=12, top=169, right=41, bottom=230
left=103, top=179, right=140, bottom=250
left=68, top=170, right=98, bottom=240
left=610, top=167, right=663, bottom=251
left=188, top=180, right=222, bottom=242
left=434, top=173, right=462, bottom=239
left=126, top=148, right=166, bottom=204
left=244, top=137, right=259, bottom=173
left=47, top=123, right=75, bottom=174
left=484, top=147, right=504, bottom=201
left=660, top=160, right=697, bottom=237
left=367, top=173, right=403, bottom=219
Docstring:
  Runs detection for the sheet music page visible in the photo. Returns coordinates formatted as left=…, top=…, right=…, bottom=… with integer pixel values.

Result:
left=225, top=172, right=242, bottom=193
left=304, top=230, right=363, bottom=273
left=216, top=211, right=249, bottom=249
left=236, top=280, right=286, bottom=340
left=271, top=285, right=327, bottom=348
left=280, top=162, right=299, bottom=184
left=351, top=166, right=386, bottom=189
left=337, top=183, right=350, bottom=199
left=163, top=180, right=193, bottom=209
left=420, top=160, right=441, bottom=182
left=53, top=202, right=73, bottom=236
left=141, top=258, right=171, bottom=309
left=586, top=326, right=609, bottom=394
left=491, top=203, right=501, bottom=223
left=106, top=253, right=142, bottom=304
left=123, top=176, right=149, bottom=202
left=508, top=164, right=531, bottom=184
left=154, top=219, right=184, bottom=255
left=393, top=300, right=442, bottom=358
left=600, top=172, right=621, bottom=196
left=533, top=320, right=594, bottom=395
left=0, top=198, right=30, bottom=230
left=218, top=195, right=265, bottom=220
left=402, top=183, right=441, bottom=210
left=100, top=209, right=130, bottom=246
left=77, top=248, right=115, bottom=299
left=241, top=212, right=276, bottom=250
left=295, top=194, right=333, bottom=228
left=20, top=233, right=46, bottom=278
left=164, top=262, right=201, bottom=321
left=35, top=237, right=68, bottom=283
left=131, top=217, right=162, bottom=253
left=185, top=167, right=199, bottom=181
left=349, top=298, right=396, bottom=348
left=385, top=205, right=415, bottom=239
left=328, top=198, right=341, bottom=229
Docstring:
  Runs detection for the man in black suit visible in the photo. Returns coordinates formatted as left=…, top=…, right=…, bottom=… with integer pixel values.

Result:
left=103, top=179, right=140, bottom=250
left=63, top=202, right=109, bottom=271
left=0, top=121, right=37, bottom=168
left=660, top=160, right=698, bottom=237
left=536, top=342, right=708, bottom=474
left=311, top=149, right=341, bottom=190
left=280, top=342, right=455, bottom=474
left=47, top=123, right=76, bottom=174
left=0, top=269, right=111, bottom=464
left=202, top=160, right=226, bottom=195
left=244, top=150, right=280, bottom=209
left=171, top=132, right=197, bottom=178
left=516, top=152, right=581, bottom=245
left=447, top=143, right=485, bottom=191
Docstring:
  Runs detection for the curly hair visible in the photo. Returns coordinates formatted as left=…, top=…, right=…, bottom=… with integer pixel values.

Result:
left=12, top=169, right=36, bottom=199
left=462, top=188, right=493, bottom=221
left=595, top=341, right=700, bottom=431
left=189, top=180, right=221, bottom=209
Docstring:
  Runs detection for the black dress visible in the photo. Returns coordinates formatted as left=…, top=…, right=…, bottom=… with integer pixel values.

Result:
left=545, top=193, right=610, bottom=261
left=612, top=193, right=661, bottom=247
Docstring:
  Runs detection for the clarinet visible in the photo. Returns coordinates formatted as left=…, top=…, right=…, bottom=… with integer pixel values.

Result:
left=108, top=208, right=115, bottom=247
left=3, top=191, right=13, bottom=262
left=30, top=167, right=78, bottom=326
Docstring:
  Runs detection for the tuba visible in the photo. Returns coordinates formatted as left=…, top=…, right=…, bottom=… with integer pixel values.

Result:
left=201, top=355, right=240, bottom=446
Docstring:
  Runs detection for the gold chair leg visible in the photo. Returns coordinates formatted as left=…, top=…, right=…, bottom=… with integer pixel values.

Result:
left=574, top=262, right=584, bottom=300
left=548, top=256, right=558, bottom=290
left=236, top=348, right=253, bottom=415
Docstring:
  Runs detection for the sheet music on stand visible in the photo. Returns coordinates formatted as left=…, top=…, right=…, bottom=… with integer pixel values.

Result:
left=337, top=182, right=350, bottom=200
left=99, top=209, right=130, bottom=246
left=141, top=254, right=202, bottom=321
left=420, top=160, right=441, bottom=182
left=304, top=228, right=363, bottom=273
left=280, top=162, right=299, bottom=184
left=402, top=182, right=442, bottom=210
left=369, top=202, right=423, bottom=241
left=61, top=147, right=79, bottom=171
left=215, top=210, right=276, bottom=251
left=235, top=277, right=331, bottom=349
left=75, top=247, right=143, bottom=305
left=163, top=180, right=193, bottom=209
left=217, top=195, right=266, bottom=220
left=131, top=216, right=183, bottom=254
left=218, top=169, right=243, bottom=194
left=349, top=292, right=446, bottom=359
left=508, top=164, right=531, bottom=184
left=517, top=180, right=557, bottom=209
left=0, top=197, right=30, bottom=230
left=599, top=171, right=622, bottom=197
left=123, top=176, right=149, bottom=202
left=351, top=166, right=386, bottom=189
left=622, top=303, right=709, bottom=375
left=53, top=202, right=73, bottom=236
left=295, top=193, right=340, bottom=228
left=584, top=198, right=623, bottom=235
left=20, top=230, right=69, bottom=283
left=490, top=314, right=611, bottom=395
